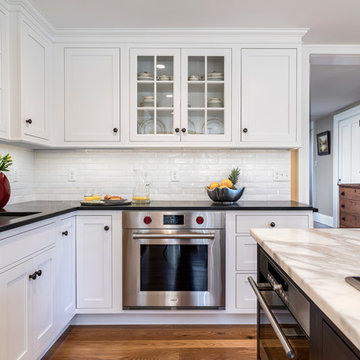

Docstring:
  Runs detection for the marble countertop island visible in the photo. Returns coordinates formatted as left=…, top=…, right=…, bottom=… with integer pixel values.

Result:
left=250, top=228, right=360, bottom=351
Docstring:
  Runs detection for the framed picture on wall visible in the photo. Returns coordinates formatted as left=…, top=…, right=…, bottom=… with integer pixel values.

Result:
left=317, top=131, right=331, bottom=156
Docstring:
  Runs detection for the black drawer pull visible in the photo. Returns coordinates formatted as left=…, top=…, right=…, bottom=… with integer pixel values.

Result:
left=104, top=225, right=110, bottom=231
left=113, top=128, right=118, bottom=133
left=62, top=230, right=68, bottom=236
left=341, top=204, right=345, bottom=208
left=25, top=119, right=32, bottom=124
left=341, top=192, right=345, bottom=196
left=36, top=270, right=42, bottom=277
left=243, top=128, right=248, bottom=133
left=270, top=222, right=276, bottom=228
left=29, top=272, right=37, bottom=280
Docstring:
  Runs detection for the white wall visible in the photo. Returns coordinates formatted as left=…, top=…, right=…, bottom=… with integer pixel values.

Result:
left=0, top=145, right=291, bottom=203
left=0, top=143, right=36, bottom=204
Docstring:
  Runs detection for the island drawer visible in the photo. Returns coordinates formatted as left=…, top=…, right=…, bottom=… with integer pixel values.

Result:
left=235, top=214, right=310, bottom=234
left=340, top=186, right=360, bottom=202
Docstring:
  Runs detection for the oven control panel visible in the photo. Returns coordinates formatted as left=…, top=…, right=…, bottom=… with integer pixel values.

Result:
left=122, top=211, right=224, bottom=229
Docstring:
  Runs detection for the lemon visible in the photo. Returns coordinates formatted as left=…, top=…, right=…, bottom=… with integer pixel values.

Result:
left=209, top=182, right=220, bottom=190
left=132, top=196, right=150, bottom=201
left=220, top=179, right=233, bottom=188
left=84, top=196, right=95, bottom=202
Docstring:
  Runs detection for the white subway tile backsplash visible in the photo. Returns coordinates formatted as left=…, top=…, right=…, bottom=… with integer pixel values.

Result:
left=0, top=145, right=291, bottom=203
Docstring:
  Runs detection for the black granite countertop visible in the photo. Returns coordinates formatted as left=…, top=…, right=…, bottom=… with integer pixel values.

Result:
left=0, top=200, right=317, bottom=233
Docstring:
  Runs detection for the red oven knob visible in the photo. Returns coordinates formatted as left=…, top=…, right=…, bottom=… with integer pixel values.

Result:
left=196, top=216, right=204, bottom=224
left=144, top=216, right=152, bottom=224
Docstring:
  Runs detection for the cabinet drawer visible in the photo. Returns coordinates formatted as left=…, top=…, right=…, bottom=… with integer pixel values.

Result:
left=339, top=198, right=360, bottom=214
left=340, top=211, right=360, bottom=228
left=235, top=215, right=309, bottom=233
left=0, top=223, right=56, bottom=270
left=340, top=187, right=360, bottom=202
left=236, top=236, right=257, bottom=271
left=235, top=273, right=256, bottom=310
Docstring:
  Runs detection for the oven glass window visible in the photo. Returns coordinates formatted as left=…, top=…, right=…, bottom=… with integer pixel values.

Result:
left=140, top=245, right=208, bottom=291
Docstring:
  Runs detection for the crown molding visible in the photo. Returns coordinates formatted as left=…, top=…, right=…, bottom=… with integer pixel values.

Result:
left=53, top=27, right=308, bottom=44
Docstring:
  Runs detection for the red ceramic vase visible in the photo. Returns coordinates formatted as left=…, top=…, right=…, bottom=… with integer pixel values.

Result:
left=0, top=172, right=11, bottom=208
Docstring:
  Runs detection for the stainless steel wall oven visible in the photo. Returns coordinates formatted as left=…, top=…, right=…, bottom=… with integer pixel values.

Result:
left=123, top=211, right=225, bottom=309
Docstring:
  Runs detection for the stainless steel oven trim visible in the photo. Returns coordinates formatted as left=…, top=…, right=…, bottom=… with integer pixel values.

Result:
left=123, top=228, right=225, bottom=309
left=248, top=276, right=296, bottom=360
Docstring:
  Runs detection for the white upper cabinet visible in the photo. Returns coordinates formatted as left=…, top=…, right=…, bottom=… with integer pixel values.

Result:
left=181, top=49, right=232, bottom=142
left=64, top=48, right=120, bottom=142
left=21, top=21, right=50, bottom=140
left=241, top=49, right=298, bottom=145
left=0, top=9, right=9, bottom=139
left=130, top=49, right=181, bottom=142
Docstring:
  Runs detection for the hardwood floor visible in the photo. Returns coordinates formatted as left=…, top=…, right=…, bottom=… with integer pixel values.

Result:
left=42, top=325, right=257, bottom=360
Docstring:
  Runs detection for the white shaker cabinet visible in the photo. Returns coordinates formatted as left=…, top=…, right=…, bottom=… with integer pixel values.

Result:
left=241, top=49, right=298, bottom=145
left=55, top=217, right=76, bottom=330
left=76, top=215, right=113, bottom=309
left=0, top=9, right=9, bottom=139
left=0, top=246, right=56, bottom=360
left=0, top=260, right=32, bottom=360
left=21, top=21, right=51, bottom=140
left=64, top=48, right=120, bottom=142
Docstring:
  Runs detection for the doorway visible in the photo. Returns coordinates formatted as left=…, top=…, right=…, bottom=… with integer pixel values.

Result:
left=310, top=54, right=360, bottom=227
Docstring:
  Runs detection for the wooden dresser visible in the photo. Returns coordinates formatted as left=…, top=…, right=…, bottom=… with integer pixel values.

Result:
left=339, top=184, right=360, bottom=227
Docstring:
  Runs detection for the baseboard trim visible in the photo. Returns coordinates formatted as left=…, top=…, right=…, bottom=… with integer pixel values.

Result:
left=71, top=313, right=256, bottom=325
left=314, top=212, right=334, bottom=227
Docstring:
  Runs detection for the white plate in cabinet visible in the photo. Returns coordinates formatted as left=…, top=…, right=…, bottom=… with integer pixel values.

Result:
left=65, top=48, right=120, bottom=142
left=236, top=236, right=257, bottom=272
left=235, top=215, right=310, bottom=234
left=76, top=215, right=112, bottom=309
left=21, top=21, right=50, bottom=140
left=241, top=48, right=297, bottom=145
left=236, top=273, right=257, bottom=310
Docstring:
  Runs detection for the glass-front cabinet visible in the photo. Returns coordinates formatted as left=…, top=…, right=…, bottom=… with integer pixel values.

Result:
left=181, top=49, right=231, bottom=142
left=130, top=49, right=181, bottom=142
left=130, top=48, right=231, bottom=143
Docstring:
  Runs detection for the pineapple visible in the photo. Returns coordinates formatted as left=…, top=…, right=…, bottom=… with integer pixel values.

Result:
left=228, top=167, right=240, bottom=190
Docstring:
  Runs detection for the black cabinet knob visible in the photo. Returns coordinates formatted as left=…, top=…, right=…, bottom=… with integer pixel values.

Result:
left=341, top=204, right=345, bottom=208
left=113, top=128, right=118, bottom=133
left=29, top=272, right=37, bottom=280
left=341, top=192, right=345, bottom=196
left=181, top=128, right=186, bottom=133
left=175, top=128, right=180, bottom=133
left=36, top=270, right=42, bottom=277
left=243, top=128, right=248, bottom=133
left=104, top=225, right=110, bottom=231
left=26, top=119, right=32, bottom=124
left=270, top=222, right=276, bottom=228
left=62, top=230, right=68, bottom=236
left=342, top=217, right=346, bottom=221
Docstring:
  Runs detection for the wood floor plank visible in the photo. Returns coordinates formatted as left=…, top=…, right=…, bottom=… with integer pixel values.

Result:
left=42, top=325, right=257, bottom=360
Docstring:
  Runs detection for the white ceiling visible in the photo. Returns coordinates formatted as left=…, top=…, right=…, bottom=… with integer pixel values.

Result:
left=29, top=0, right=360, bottom=44
left=310, top=65, right=360, bottom=121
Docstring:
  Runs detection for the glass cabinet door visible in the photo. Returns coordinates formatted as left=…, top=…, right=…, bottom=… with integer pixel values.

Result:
left=130, top=49, right=180, bottom=141
left=181, top=49, right=231, bottom=142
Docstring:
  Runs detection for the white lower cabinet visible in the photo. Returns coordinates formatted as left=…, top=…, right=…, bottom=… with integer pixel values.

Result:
left=0, top=246, right=55, bottom=360
left=226, top=211, right=313, bottom=313
left=76, top=215, right=113, bottom=309
left=235, top=273, right=257, bottom=310
left=55, top=217, right=76, bottom=330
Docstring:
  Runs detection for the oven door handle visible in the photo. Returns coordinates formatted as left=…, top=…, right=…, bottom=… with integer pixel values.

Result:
left=132, top=233, right=215, bottom=240
left=248, top=276, right=295, bottom=360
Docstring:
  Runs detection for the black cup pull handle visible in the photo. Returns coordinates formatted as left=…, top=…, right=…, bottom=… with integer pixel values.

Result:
left=36, top=270, right=42, bottom=277
left=270, top=222, right=276, bottom=228
left=26, top=119, right=32, bottom=124
left=62, top=230, right=68, bottom=236
left=104, top=226, right=110, bottom=231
